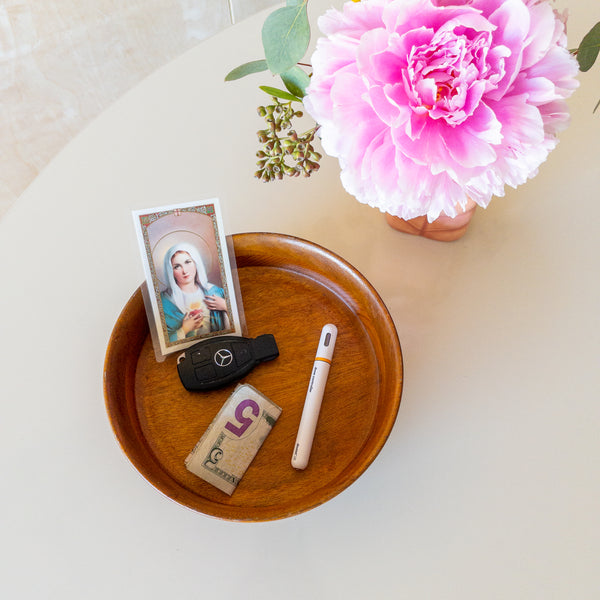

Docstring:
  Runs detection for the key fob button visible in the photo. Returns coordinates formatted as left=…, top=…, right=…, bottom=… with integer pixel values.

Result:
left=232, top=343, right=251, bottom=366
left=191, top=346, right=212, bottom=365
left=195, top=364, right=216, bottom=381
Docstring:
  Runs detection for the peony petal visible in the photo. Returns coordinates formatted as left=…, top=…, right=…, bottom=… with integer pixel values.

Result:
left=392, top=118, right=450, bottom=169
left=442, top=124, right=497, bottom=169
left=510, top=73, right=556, bottom=105
left=319, top=1, right=385, bottom=38
left=521, top=0, right=555, bottom=69
left=389, top=26, right=434, bottom=61
left=464, top=102, right=502, bottom=145
left=486, top=0, right=530, bottom=100
left=367, top=86, right=396, bottom=126
left=356, top=28, right=394, bottom=81
left=525, top=46, right=580, bottom=97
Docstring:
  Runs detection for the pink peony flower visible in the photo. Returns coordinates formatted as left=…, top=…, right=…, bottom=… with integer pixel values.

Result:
left=303, top=0, right=579, bottom=221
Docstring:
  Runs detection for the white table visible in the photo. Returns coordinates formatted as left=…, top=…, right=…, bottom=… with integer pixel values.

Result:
left=1, top=2, right=598, bottom=597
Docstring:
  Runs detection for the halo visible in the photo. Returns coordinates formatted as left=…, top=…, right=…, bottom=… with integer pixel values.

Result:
left=152, top=231, right=213, bottom=289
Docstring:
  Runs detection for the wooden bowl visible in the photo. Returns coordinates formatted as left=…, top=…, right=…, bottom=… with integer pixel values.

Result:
left=104, top=232, right=403, bottom=521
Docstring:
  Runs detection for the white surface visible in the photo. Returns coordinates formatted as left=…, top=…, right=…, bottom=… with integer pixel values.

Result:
left=1, top=2, right=599, bottom=598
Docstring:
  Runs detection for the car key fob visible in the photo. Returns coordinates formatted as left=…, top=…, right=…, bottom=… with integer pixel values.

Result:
left=176, top=334, right=279, bottom=391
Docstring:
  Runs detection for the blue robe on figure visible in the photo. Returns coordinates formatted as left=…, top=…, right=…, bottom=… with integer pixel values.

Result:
left=161, top=284, right=226, bottom=342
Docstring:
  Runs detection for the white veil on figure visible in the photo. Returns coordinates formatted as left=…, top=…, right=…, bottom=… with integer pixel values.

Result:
left=163, top=242, right=213, bottom=314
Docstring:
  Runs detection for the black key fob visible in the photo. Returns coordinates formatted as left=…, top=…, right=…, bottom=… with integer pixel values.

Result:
left=176, top=334, right=279, bottom=391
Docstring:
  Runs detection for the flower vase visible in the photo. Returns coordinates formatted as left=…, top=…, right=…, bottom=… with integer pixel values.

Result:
left=385, top=198, right=477, bottom=242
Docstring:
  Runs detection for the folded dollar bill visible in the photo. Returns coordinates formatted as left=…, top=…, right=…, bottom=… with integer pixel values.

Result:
left=185, top=383, right=282, bottom=495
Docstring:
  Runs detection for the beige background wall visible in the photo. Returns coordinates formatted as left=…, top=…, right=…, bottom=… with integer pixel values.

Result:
left=0, top=0, right=277, bottom=218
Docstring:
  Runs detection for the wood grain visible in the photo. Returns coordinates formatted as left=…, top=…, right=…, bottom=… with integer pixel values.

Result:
left=104, top=232, right=403, bottom=521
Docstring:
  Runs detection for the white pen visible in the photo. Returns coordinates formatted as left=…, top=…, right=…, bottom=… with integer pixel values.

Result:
left=292, top=324, right=338, bottom=470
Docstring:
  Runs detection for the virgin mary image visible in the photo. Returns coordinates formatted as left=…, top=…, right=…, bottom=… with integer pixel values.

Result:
left=160, top=242, right=229, bottom=342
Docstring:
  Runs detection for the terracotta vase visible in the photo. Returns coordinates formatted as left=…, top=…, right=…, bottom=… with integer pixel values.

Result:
left=385, top=198, right=477, bottom=242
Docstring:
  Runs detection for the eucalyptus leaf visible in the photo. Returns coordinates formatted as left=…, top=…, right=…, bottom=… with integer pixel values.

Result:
left=281, top=66, right=311, bottom=98
left=577, top=21, right=600, bottom=72
left=262, top=1, right=310, bottom=75
left=259, top=85, right=303, bottom=103
left=225, top=59, right=269, bottom=81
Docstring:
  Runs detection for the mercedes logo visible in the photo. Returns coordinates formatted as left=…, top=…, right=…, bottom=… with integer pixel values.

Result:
left=214, top=348, right=233, bottom=367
